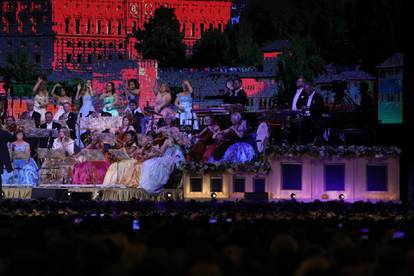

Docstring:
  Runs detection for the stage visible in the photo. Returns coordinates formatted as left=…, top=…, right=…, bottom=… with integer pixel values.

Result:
left=3, top=185, right=183, bottom=201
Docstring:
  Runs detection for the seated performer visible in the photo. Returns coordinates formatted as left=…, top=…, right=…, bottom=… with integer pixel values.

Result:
left=72, top=133, right=110, bottom=185
left=139, top=113, right=188, bottom=194
left=51, top=83, right=72, bottom=120
left=127, top=100, right=144, bottom=134
left=211, top=112, right=255, bottom=163
left=40, top=111, right=61, bottom=148
left=52, top=127, right=75, bottom=156
left=187, top=116, right=220, bottom=162
left=58, top=102, right=77, bottom=139
left=223, top=77, right=248, bottom=106
left=3, top=116, right=17, bottom=135
left=1, top=128, right=39, bottom=186
left=21, top=100, right=41, bottom=128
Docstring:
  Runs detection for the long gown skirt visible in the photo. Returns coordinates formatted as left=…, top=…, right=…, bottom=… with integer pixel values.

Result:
left=140, top=146, right=184, bottom=194
left=1, top=159, right=39, bottom=186
left=102, top=159, right=142, bottom=188
left=72, top=161, right=110, bottom=185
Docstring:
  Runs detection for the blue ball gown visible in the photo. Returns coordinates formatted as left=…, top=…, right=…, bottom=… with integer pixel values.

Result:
left=209, top=142, right=256, bottom=163
left=2, top=143, right=39, bottom=186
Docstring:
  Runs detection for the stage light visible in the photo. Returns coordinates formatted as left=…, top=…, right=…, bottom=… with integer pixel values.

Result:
left=290, top=193, right=296, bottom=200
left=211, top=192, right=217, bottom=199
left=166, top=192, right=172, bottom=199
left=339, top=194, right=345, bottom=200
left=67, top=192, right=71, bottom=197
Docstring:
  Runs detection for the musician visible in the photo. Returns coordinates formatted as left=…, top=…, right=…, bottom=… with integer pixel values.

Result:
left=128, top=100, right=144, bottom=133
left=117, top=116, right=136, bottom=135
left=223, top=77, right=248, bottom=106
left=296, top=82, right=324, bottom=118
left=52, top=127, right=75, bottom=156
left=87, top=104, right=112, bottom=117
left=212, top=112, right=247, bottom=161
left=3, top=116, right=17, bottom=134
left=291, top=77, right=306, bottom=111
left=58, top=102, right=77, bottom=139
left=40, top=112, right=61, bottom=130
left=294, top=82, right=325, bottom=144
left=21, top=100, right=41, bottom=128
left=40, top=112, right=61, bottom=148
left=188, top=115, right=220, bottom=162
left=100, top=82, right=119, bottom=116
left=359, top=82, right=374, bottom=114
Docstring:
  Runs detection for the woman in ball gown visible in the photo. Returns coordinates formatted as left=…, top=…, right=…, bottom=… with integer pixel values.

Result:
left=124, top=79, right=141, bottom=113
left=51, top=83, right=72, bottom=120
left=210, top=112, right=255, bottom=163
left=72, top=132, right=110, bottom=185
left=139, top=114, right=189, bottom=194
left=100, top=82, right=119, bottom=117
left=75, top=80, right=95, bottom=118
left=32, top=77, right=49, bottom=121
left=152, top=80, right=174, bottom=120
left=175, top=80, right=198, bottom=129
left=102, top=131, right=147, bottom=188
left=1, top=129, right=38, bottom=186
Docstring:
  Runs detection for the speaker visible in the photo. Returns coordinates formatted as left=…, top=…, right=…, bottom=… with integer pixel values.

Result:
left=31, top=188, right=69, bottom=201
left=244, top=192, right=268, bottom=202
left=69, top=192, right=93, bottom=201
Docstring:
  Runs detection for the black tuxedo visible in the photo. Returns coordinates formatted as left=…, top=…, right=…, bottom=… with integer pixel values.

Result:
left=0, top=129, right=16, bottom=195
left=40, top=121, right=61, bottom=148
left=223, top=88, right=248, bottom=106
left=296, top=91, right=324, bottom=118
left=21, top=110, right=41, bottom=128
left=40, top=121, right=62, bottom=130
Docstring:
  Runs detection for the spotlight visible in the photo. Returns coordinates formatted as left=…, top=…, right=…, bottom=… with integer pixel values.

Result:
left=339, top=194, right=345, bottom=200
left=166, top=192, right=173, bottom=199
left=290, top=193, right=296, bottom=200
left=67, top=192, right=71, bottom=197
left=211, top=192, right=217, bottom=199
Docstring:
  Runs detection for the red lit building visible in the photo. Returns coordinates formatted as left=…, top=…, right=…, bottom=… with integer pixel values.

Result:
left=0, top=0, right=232, bottom=72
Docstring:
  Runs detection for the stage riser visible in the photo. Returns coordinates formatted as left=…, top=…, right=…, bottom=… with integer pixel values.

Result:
left=184, top=157, right=400, bottom=202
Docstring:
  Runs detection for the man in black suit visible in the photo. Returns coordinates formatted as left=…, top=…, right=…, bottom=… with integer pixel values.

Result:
left=223, top=76, right=248, bottom=106
left=128, top=100, right=144, bottom=133
left=59, top=102, right=77, bottom=139
left=0, top=128, right=15, bottom=199
left=21, top=100, right=41, bottom=128
left=294, top=82, right=325, bottom=144
left=40, top=111, right=61, bottom=148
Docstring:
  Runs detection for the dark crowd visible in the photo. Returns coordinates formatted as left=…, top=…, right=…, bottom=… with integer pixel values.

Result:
left=0, top=199, right=413, bottom=276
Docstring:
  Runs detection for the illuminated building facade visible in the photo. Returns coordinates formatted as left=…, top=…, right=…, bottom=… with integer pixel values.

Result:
left=0, top=0, right=232, bottom=72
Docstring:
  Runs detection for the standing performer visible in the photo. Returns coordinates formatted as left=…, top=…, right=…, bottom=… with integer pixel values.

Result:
left=32, top=77, right=49, bottom=121
left=75, top=80, right=95, bottom=118
left=0, top=127, right=15, bottom=199
left=175, top=80, right=198, bottom=129
left=51, top=83, right=72, bottom=120
left=100, top=82, right=119, bottom=116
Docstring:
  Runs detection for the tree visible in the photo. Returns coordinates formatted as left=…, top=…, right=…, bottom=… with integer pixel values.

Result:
left=0, top=52, right=38, bottom=84
left=275, top=36, right=325, bottom=108
left=134, top=7, right=186, bottom=68
left=192, top=28, right=231, bottom=67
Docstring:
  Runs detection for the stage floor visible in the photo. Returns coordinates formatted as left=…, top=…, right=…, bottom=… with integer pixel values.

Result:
left=3, top=185, right=183, bottom=201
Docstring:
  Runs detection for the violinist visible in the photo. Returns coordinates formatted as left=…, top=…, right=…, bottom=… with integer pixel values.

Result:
left=187, top=116, right=220, bottom=162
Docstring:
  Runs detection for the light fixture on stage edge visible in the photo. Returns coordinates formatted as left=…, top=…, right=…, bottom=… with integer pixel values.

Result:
left=290, top=193, right=296, bottom=200
left=166, top=192, right=173, bottom=199
left=339, top=194, right=345, bottom=201
left=211, top=192, right=217, bottom=199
